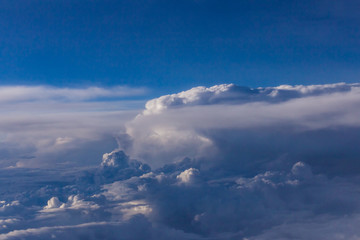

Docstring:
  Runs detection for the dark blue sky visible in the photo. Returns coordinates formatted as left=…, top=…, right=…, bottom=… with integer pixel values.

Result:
left=1, top=0, right=359, bottom=93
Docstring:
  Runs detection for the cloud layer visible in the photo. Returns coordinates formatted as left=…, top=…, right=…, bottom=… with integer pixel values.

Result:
left=1, top=83, right=360, bottom=239
left=0, top=85, right=145, bottom=168
left=0, top=85, right=147, bottom=103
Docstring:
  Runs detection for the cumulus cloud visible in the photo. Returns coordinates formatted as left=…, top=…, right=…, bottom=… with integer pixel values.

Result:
left=42, top=195, right=99, bottom=212
left=1, top=83, right=360, bottom=239
left=125, top=82, right=360, bottom=172
left=176, top=168, right=200, bottom=184
left=142, top=82, right=358, bottom=114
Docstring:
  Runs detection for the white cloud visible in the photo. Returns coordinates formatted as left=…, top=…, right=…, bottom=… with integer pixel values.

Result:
left=0, top=201, right=20, bottom=213
left=0, top=222, right=118, bottom=240
left=42, top=195, right=98, bottom=212
left=177, top=168, right=200, bottom=184
left=43, top=197, right=63, bottom=210
left=119, top=200, right=152, bottom=220
left=0, top=85, right=145, bottom=168
left=1, top=83, right=360, bottom=239
left=0, top=85, right=146, bottom=103
left=142, top=82, right=358, bottom=115
left=125, top=82, right=360, bottom=169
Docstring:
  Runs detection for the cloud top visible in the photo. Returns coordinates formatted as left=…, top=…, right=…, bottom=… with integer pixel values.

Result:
left=143, top=82, right=359, bottom=115
left=126, top=82, right=360, bottom=168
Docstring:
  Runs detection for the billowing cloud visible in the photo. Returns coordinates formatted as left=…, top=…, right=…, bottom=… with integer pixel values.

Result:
left=126, top=82, right=360, bottom=172
left=143, top=82, right=358, bottom=114
left=176, top=168, right=200, bottom=184
left=1, top=83, right=360, bottom=239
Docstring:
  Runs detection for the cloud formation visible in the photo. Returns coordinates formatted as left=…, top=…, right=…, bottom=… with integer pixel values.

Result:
left=126, top=82, right=360, bottom=171
left=0, top=85, right=145, bottom=168
left=1, top=83, right=360, bottom=239
left=0, top=85, right=147, bottom=103
left=143, top=82, right=358, bottom=114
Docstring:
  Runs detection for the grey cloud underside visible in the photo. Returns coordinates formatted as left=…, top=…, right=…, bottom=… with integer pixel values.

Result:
left=2, top=83, right=360, bottom=239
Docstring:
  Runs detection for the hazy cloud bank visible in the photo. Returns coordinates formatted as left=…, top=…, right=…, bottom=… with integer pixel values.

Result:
left=0, top=85, right=145, bottom=168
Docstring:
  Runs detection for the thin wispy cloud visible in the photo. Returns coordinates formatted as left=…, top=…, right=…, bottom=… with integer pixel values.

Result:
left=0, top=85, right=147, bottom=103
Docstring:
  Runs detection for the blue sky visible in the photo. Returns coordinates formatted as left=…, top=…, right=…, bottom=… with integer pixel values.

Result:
left=3, top=2, right=360, bottom=239
left=1, top=0, right=360, bottom=94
